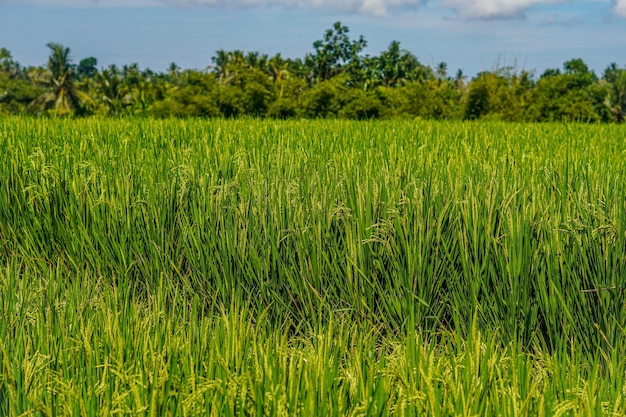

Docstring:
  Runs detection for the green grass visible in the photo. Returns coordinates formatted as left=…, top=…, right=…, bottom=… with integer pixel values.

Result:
left=1, top=118, right=626, bottom=415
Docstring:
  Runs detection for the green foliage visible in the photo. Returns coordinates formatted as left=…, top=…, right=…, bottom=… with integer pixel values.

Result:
left=307, top=21, right=367, bottom=83
left=299, top=76, right=346, bottom=118
left=526, top=61, right=605, bottom=122
left=464, top=70, right=534, bottom=121
left=0, top=47, right=22, bottom=77
left=2, top=119, right=626, bottom=415
left=464, top=74, right=492, bottom=119
left=28, top=43, right=92, bottom=116
left=1, top=29, right=625, bottom=123
left=150, top=71, right=221, bottom=118
left=603, top=63, right=626, bottom=122
left=76, top=56, right=98, bottom=80
left=338, top=89, right=382, bottom=119
left=267, top=98, right=297, bottom=119
left=0, top=72, right=41, bottom=115
left=0, top=49, right=42, bottom=114
left=217, top=85, right=246, bottom=117
left=364, top=40, right=429, bottom=88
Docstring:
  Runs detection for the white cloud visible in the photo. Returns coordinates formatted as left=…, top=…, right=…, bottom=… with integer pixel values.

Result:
left=615, top=0, right=626, bottom=16
left=444, top=0, right=568, bottom=19
left=444, top=0, right=566, bottom=19
left=158, top=0, right=422, bottom=16
left=2, top=0, right=625, bottom=19
left=1, top=0, right=162, bottom=5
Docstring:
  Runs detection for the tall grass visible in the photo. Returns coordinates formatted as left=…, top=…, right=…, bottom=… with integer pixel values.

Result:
left=1, top=118, right=626, bottom=415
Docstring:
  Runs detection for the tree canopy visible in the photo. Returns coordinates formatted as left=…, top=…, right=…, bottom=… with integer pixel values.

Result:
left=0, top=22, right=624, bottom=122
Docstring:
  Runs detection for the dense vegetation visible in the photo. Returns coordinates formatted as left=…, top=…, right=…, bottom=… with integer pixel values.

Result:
left=1, top=22, right=626, bottom=122
left=2, top=118, right=626, bottom=415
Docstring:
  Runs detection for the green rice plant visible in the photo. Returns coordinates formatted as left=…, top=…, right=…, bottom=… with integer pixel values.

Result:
left=1, top=117, right=626, bottom=415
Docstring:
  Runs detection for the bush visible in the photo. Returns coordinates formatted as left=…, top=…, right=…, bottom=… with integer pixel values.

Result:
left=339, top=90, right=381, bottom=119
left=267, top=98, right=297, bottom=119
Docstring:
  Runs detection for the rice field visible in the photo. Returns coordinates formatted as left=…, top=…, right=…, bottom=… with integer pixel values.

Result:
left=1, top=117, right=626, bottom=416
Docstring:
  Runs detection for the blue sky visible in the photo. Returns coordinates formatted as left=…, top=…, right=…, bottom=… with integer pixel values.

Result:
left=0, top=0, right=624, bottom=78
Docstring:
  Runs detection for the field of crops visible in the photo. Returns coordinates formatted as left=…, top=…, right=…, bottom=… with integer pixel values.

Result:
left=1, top=118, right=626, bottom=416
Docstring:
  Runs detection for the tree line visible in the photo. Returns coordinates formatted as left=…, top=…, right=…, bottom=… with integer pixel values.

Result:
left=1, top=22, right=625, bottom=122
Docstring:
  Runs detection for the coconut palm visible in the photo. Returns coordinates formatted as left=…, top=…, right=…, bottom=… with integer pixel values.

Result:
left=436, top=62, right=448, bottom=80
left=376, top=40, right=424, bottom=87
left=211, top=50, right=234, bottom=86
left=455, top=69, right=467, bottom=91
left=603, top=64, right=626, bottom=122
left=95, top=64, right=124, bottom=115
left=268, top=54, right=291, bottom=98
left=29, top=42, right=91, bottom=115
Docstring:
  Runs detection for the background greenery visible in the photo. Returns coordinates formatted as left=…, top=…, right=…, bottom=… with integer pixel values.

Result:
left=1, top=118, right=626, bottom=415
left=1, top=22, right=625, bottom=122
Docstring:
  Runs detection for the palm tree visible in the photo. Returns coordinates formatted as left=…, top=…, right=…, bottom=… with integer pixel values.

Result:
left=29, top=42, right=91, bottom=115
left=605, top=69, right=626, bottom=122
left=378, top=40, right=403, bottom=87
left=167, top=62, right=181, bottom=82
left=268, top=54, right=290, bottom=98
left=374, top=41, right=426, bottom=87
left=96, top=64, right=123, bottom=115
left=602, top=63, right=626, bottom=122
left=118, top=63, right=153, bottom=115
left=455, top=69, right=467, bottom=91
left=436, top=62, right=448, bottom=80
left=211, top=50, right=233, bottom=86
